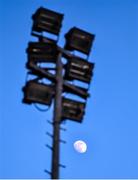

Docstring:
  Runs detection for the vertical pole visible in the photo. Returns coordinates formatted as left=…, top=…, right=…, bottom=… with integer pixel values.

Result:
left=51, top=52, right=63, bottom=179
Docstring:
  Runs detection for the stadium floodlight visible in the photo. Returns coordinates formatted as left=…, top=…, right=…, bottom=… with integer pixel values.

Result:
left=26, top=41, right=58, bottom=67
left=26, top=41, right=58, bottom=73
left=32, top=7, right=64, bottom=36
left=23, top=6, right=95, bottom=179
left=64, top=27, right=95, bottom=56
left=64, top=56, right=95, bottom=83
left=61, top=98, right=86, bottom=122
left=22, top=80, right=54, bottom=106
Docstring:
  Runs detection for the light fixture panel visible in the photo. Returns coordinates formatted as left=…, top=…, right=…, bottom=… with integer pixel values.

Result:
left=64, top=27, right=95, bottom=55
left=27, top=41, right=58, bottom=62
left=62, top=98, right=86, bottom=122
left=64, top=56, right=94, bottom=83
left=32, top=7, right=64, bottom=36
left=26, top=41, right=58, bottom=70
left=22, top=80, right=54, bottom=106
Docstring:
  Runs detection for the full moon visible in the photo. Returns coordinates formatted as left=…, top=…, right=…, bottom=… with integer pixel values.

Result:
left=73, top=140, right=87, bottom=153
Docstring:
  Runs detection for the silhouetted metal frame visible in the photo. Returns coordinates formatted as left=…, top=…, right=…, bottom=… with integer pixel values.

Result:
left=27, top=46, right=90, bottom=99
left=51, top=52, right=63, bottom=179
left=25, top=43, right=91, bottom=179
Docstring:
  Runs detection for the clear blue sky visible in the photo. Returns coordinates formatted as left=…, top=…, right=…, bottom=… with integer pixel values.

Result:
left=0, top=0, right=138, bottom=179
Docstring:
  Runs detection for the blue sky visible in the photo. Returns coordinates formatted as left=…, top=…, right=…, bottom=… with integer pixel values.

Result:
left=0, top=0, right=138, bottom=179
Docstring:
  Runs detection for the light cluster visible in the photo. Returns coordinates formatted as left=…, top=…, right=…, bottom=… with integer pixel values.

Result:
left=22, top=6, right=95, bottom=123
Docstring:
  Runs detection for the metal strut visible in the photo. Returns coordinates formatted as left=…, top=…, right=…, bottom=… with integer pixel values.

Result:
left=51, top=52, right=63, bottom=179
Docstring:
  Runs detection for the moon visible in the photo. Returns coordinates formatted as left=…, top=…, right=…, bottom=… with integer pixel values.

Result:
left=73, top=140, right=87, bottom=153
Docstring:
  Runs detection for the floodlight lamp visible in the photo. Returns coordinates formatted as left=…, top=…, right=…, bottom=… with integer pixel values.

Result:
left=64, top=56, right=95, bottom=83
left=61, top=98, right=86, bottom=122
left=26, top=41, right=58, bottom=69
left=64, top=27, right=95, bottom=55
left=22, top=80, right=55, bottom=106
left=32, top=7, right=64, bottom=36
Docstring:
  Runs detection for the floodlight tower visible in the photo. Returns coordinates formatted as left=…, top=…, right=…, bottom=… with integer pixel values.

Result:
left=22, top=6, right=95, bottom=180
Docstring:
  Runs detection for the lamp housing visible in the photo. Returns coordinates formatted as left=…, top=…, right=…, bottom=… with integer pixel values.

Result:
left=64, top=56, right=94, bottom=83
left=64, top=27, right=95, bottom=55
left=32, top=7, right=64, bottom=36
left=22, top=80, right=54, bottom=106
left=26, top=41, right=58, bottom=63
left=26, top=41, right=58, bottom=70
left=62, top=98, right=86, bottom=122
